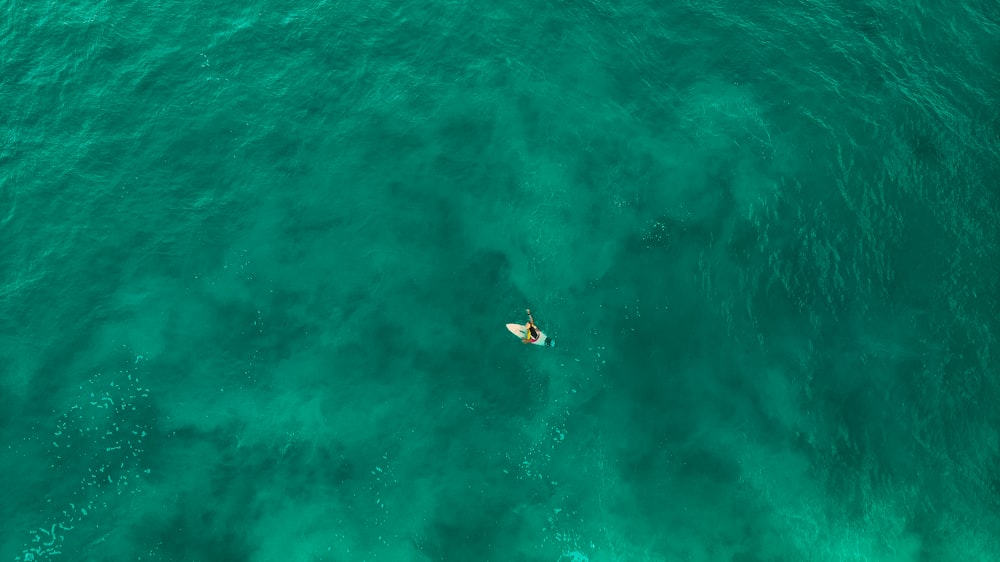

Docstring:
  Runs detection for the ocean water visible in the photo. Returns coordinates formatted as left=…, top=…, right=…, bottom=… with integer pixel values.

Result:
left=2, top=0, right=999, bottom=560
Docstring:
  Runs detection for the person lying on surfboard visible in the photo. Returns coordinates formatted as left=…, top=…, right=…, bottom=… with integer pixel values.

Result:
left=505, top=311, right=554, bottom=347
left=523, top=309, right=540, bottom=344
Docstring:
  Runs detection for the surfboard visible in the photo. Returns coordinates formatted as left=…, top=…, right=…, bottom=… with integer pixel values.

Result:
left=506, top=323, right=555, bottom=347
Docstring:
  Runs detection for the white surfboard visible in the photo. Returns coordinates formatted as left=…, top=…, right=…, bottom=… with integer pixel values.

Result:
left=506, top=323, right=555, bottom=347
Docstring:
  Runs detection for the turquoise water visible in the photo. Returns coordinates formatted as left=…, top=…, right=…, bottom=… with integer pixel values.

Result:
left=3, top=0, right=999, bottom=559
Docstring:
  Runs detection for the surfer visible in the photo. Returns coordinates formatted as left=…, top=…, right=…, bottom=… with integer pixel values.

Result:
left=505, top=310, right=554, bottom=347
left=522, top=309, right=540, bottom=344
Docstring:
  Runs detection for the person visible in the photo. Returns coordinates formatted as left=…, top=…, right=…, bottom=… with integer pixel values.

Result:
left=522, top=309, right=540, bottom=344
